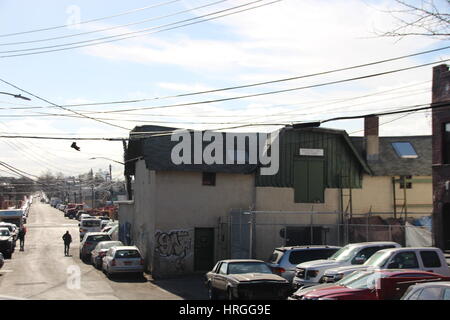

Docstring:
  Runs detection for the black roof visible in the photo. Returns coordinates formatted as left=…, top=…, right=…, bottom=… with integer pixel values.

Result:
left=350, top=136, right=431, bottom=176
left=125, top=125, right=258, bottom=175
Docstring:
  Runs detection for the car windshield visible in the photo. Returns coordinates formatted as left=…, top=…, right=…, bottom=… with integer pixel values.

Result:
left=227, top=262, right=273, bottom=274
left=82, top=220, right=101, bottom=227
left=0, top=229, right=10, bottom=236
left=363, top=251, right=390, bottom=267
left=115, top=250, right=141, bottom=259
left=87, top=235, right=111, bottom=242
left=102, top=241, right=122, bottom=249
left=0, top=225, right=13, bottom=232
left=336, top=271, right=388, bottom=290
left=328, top=245, right=358, bottom=262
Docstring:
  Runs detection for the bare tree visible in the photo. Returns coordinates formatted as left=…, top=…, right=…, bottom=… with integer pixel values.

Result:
left=380, top=0, right=450, bottom=39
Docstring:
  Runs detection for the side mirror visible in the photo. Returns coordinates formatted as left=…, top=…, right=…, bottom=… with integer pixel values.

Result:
left=78, top=223, right=80, bottom=227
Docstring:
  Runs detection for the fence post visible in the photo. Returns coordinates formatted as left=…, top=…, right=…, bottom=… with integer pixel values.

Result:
left=389, top=224, right=392, bottom=242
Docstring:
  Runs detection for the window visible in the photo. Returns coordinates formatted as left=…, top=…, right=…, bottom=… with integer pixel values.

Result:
left=288, top=249, right=338, bottom=265
left=444, top=123, right=450, bottom=164
left=420, top=251, right=442, bottom=268
left=219, top=262, right=228, bottom=275
left=391, top=142, right=418, bottom=158
left=443, top=289, right=450, bottom=300
left=115, top=250, right=141, bottom=259
left=389, top=251, right=419, bottom=269
left=293, top=158, right=324, bottom=203
left=404, top=288, right=422, bottom=300
left=399, top=175, right=412, bottom=189
left=417, top=287, right=442, bottom=300
left=352, top=247, right=383, bottom=264
left=202, top=172, right=216, bottom=186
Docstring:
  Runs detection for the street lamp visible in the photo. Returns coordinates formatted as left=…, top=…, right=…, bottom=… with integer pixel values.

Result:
left=0, top=92, right=31, bottom=101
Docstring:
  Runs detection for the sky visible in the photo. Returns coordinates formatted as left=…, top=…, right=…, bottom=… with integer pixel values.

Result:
left=0, top=0, right=448, bottom=178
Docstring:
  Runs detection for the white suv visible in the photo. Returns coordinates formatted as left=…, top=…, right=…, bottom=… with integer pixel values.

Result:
left=292, top=241, right=400, bottom=289
left=323, top=247, right=450, bottom=282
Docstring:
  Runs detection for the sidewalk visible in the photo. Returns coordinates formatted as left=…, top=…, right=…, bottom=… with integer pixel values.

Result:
left=148, top=274, right=208, bottom=300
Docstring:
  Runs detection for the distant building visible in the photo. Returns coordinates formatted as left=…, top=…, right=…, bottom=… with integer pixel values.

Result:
left=351, top=116, right=432, bottom=217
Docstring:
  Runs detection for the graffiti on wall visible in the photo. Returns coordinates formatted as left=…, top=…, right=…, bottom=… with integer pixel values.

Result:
left=155, top=229, right=192, bottom=271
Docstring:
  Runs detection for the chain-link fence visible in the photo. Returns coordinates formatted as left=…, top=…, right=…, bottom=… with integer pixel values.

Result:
left=226, top=209, right=432, bottom=261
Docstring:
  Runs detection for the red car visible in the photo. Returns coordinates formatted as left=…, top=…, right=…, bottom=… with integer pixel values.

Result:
left=289, top=269, right=450, bottom=300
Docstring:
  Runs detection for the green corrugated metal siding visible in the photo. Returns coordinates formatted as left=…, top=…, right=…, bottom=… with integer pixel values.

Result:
left=256, top=129, right=363, bottom=188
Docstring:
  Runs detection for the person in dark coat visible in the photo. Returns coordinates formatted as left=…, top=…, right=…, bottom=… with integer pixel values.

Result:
left=62, top=231, right=72, bottom=256
left=18, top=226, right=26, bottom=251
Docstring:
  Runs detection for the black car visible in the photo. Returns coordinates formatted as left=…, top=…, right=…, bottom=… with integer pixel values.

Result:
left=205, top=259, right=291, bottom=300
left=0, top=228, right=14, bottom=259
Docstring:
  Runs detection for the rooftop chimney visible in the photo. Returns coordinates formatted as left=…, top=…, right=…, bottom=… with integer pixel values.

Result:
left=364, top=116, right=379, bottom=161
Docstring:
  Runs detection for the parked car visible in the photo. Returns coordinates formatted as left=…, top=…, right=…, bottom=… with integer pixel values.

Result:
left=102, top=246, right=144, bottom=278
left=0, top=252, right=4, bottom=269
left=77, top=212, right=90, bottom=221
left=292, top=241, right=400, bottom=289
left=101, top=221, right=118, bottom=233
left=79, top=232, right=112, bottom=262
left=321, top=247, right=450, bottom=283
left=267, top=245, right=341, bottom=282
left=100, top=220, right=110, bottom=230
left=290, top=269, right=450, bottom=300
left=79, top=219, right=102, bottom=240
left=58, top=204, right=66, bottom=212
left=205, top=259, right=291, bottom=300
left=0, top=223, right=18, bottom=242
left=91, top=240, right=124, bottom=269
left=0, top=228, right=14, bottom=259
left=401, top=281, right=450, bottom=300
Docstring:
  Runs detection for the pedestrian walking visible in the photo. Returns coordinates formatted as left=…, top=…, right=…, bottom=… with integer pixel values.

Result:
left=18, top=226, right=26, bottom=251
left=62, top=231, right=72, bottom=256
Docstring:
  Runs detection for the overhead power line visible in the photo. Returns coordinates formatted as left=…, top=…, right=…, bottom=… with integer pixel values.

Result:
left=0, top=0, right=183, bottom=38
left=0, top=0, right=282, bottom=58
left=0, top=0, right=230, bottom=46
left=0, top=46, right=443, bottom=111
left=0, top=78, right=131, bottom=131
left=79, top=59, right=450, bottom=114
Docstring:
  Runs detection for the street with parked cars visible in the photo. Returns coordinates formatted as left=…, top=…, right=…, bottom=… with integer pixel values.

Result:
left=3, top=194, right=450, bottom=301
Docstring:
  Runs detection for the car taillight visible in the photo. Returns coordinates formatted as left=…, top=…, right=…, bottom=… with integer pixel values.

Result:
left=111, top=259, right=116, bottom=266
left=271, top=267, right=286, bottom=275
left=140, top=258, right=144, bottom=265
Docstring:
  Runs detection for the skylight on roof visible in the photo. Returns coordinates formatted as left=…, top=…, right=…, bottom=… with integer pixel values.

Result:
left=391, top=142, right=418, bottom=159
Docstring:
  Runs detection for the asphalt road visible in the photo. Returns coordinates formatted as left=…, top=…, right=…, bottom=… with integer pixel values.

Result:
left=0, top=201, right=187, bottom=300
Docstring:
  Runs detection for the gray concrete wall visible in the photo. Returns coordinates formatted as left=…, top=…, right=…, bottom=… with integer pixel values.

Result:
left=152, top=170, right=254, bottom=277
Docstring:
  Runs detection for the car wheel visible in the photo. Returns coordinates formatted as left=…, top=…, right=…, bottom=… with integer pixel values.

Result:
left=207, top=283, right=217, bottom=300
left=4, top=251, right=12, bottom=259
left=227, top=287, right=235, bottom=301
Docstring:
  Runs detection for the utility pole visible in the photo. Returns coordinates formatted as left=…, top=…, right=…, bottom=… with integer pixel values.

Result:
left=123, top=139, right=132, bottom=200
left=91, top=185, right=95, bottom=209
left=109, top=164, right=112, bottom=182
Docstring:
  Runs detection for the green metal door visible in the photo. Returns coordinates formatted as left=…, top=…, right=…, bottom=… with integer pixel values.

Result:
left=294, top=158, right=324, bottom=203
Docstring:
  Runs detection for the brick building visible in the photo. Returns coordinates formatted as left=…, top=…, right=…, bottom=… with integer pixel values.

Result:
left=432, top=64, right=450, bottom=250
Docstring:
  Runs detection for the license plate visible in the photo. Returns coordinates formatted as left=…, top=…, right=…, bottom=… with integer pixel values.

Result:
left=124, top=261, right=132, bottom=265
